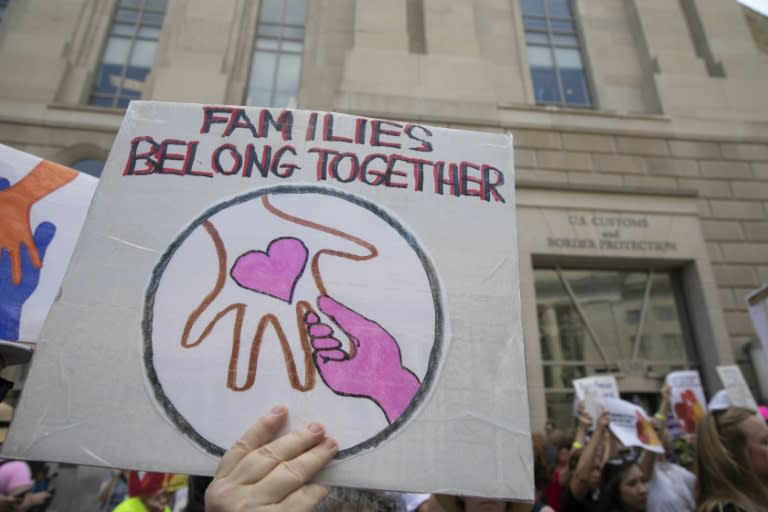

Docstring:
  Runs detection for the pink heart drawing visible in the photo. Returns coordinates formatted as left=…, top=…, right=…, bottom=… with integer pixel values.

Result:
left=230, top=237, right=308, bottom=303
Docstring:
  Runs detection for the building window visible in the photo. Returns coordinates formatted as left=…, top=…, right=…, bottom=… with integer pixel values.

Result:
left=246, top=0, right=307, bottom=108
left=89, top=0, right=168, bottom=109
left=0, top=0, right=9, bottom=24
left=521, top=0, right=592, bottom=107
left=535, top=267, right=696, bottom=427
left=71, top=159, right=105, bottom=178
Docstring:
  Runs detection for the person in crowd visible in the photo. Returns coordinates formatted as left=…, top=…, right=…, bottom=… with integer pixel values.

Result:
left=113, top=472, right=180, bottom=512
left=639, top=385, right=695, bottom=512
left=26, top=462, right=54, bottom=512
left=695, top=406, right=768, bottom=512
left=560, top=411, right=609, bottom=512
left=532, top=432, right=556, bottom=512
left=98, top=469, right=129, bottom=512
left=543, top=426, right=576, bottom=511
left=596, top=459, right=647, bottom=512
left=0, top=459, right=52, bottom=512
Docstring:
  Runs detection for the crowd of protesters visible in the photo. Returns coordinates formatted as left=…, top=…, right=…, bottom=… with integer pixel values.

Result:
left=2, top=384, right=767, bottom=511
left=73, top=382, right=767, bottom=512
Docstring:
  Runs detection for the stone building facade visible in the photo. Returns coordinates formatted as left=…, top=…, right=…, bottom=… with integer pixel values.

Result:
left=0, top=1, right=767, bottom=496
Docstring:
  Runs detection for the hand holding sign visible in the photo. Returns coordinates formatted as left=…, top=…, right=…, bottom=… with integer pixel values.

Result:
left=305, top=295, right=421, bottom=424
left=205, top=405, right=337, bottom=512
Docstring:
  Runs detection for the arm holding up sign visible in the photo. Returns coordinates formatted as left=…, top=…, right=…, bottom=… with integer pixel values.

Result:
left=569, top=411, right=609, bottom=502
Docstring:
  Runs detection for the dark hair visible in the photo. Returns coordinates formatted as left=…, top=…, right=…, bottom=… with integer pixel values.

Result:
left=548, top=430, right=573, bottom=451
left=597, top=459, right=639, bottom=512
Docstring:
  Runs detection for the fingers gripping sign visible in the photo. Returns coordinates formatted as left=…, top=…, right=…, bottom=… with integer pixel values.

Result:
left=206, top=405, right=338, bottom=512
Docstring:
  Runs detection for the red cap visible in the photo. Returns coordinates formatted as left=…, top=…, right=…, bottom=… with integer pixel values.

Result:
left=128, top=472, right=173, bottom=498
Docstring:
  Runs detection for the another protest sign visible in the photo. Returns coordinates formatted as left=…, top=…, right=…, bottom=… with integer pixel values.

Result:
left=747, top=284, right=768, bottom=358
left=665, top=370, right=706, bottom=434
left=4, top=102, right=530, bottom=499
left=603, top=397, right=664, bottom=454
left=717, top=365, right=758, bottom=410
left=0, top=145, right=96, bottom=363
left=573, top=375, right=619, bottom=427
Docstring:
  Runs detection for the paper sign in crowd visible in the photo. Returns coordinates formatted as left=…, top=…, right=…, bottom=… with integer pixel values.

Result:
left=574, top=365, right=759, bottom=451
left=0, top=145, right=96, bottom=363
left=665, top=370, right=706, bottom=434
left=4, top=103, right=531, bottom=500
left=573, top=375, right=619, bottom=427
left=747, top=284, right=768, bottom=358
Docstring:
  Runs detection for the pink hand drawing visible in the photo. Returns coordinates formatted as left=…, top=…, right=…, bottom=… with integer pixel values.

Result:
left=304, top=295, right=421, bottom=424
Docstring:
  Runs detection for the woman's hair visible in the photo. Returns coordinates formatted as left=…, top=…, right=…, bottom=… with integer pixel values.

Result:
left=695, top=407, right=768, bottom=511
left=597, top=459, right=638, bottom=512
left=548, top=429, right=574, bottom=452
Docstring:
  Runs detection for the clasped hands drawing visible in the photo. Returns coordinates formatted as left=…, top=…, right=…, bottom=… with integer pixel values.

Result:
left=0, top=163, right=77, bottom=340
left=182, top=195, right=420, bottom=424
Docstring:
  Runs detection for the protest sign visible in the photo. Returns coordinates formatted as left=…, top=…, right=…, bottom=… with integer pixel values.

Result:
left=603, top=397, right=664, bottom=454
left=717, top=365, right=758, bottom=410
left=0, top=144, right=96, bottom=363
left=747, top=284, right=768, bottom=357
left=4, top=102, right=530, bottom=499
left=665, top=370, right=706, bottom=434
left=573, top=375, right=619, bottom=426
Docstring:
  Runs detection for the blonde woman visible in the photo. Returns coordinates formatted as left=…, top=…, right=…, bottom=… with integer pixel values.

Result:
left=695, top=407, right=768, bottom=512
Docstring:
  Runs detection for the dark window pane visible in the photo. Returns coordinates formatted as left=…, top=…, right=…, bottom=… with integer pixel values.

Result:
left=282, top=40, right=303, bottom=53
left=523, top=16, right=548, bottom=31
left=92, top=63, right=124, bottom=95
left=118, top=0, right=141, bottom=8
left=138, top=25, right=161, bottom=39
left=560, top=68, right=590, bottom=105
left=111, top=23, right=136, bottom=36
left=283, top=26, right=305, bottom=40
left=141, top=10, right=164, bottom=25
left=547, top=0, right=572, bottom=18
left=71, top=159, right=105, bottom=178
left=257, top=24, right=282, bottom=38
left=521, top=0, right=545, bottom=16
left=531, top=67, right=561, bottom=103
left=553, top=34, right=578, bottom=47
left=115, top=8, right=139, bottom=23
left=526, top=32, right=549, bottom=45
left=116, top=97, right=132, bottom=109
left=284, top=0, right=307, bottom=25
left=259, top=0, right=283, bottom=23
left=550, top=19, right=575, bottom=33
left=256, top=38, right=280, bottom=51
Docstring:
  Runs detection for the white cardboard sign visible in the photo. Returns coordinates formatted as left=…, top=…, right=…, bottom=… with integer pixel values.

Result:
left=573, top=375, right=619, bottom=426
left=717, top=365, right=758, bottom=410
left=603, top=397, right=664, bottom=454
left=665, top=370, right=707, bottom=434
left=747, top=284, right=768, bottom=357
left=4, top=102, right=530, bottom=500
left=0, top=145, right=96, bottom=348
